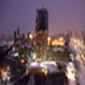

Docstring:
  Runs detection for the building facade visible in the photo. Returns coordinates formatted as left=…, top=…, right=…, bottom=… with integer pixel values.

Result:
left=35, top=8, right=48, bottom=60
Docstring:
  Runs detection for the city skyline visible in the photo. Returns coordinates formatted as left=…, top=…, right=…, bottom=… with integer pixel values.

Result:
left=0, top=1, right=85, bottom=84
left=0, top=0, right=85, bottom=35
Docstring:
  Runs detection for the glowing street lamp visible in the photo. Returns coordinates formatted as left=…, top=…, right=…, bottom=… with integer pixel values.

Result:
left=29, top=33, right=33, bottom=39
left=20, top=59, right=25, bottom=64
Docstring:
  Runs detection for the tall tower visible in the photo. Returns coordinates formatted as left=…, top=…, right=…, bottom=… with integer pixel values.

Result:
left=14, top=30, right=16, bottom=45
left=35, top=8, right=48, bottom=60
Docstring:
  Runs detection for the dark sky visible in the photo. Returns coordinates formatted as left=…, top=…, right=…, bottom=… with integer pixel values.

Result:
left=0, top=0, right=85, bottom=35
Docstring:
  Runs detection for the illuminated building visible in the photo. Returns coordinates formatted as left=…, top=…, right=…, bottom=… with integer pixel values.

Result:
left=47, top=36, right=65, bottom=46
left=35, top=8, right=48, bottom=60
left=14, top=31, right=17, bottom=45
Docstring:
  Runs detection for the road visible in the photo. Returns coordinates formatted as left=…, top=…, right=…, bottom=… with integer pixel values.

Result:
left=70, top=39, right=85, bottom=85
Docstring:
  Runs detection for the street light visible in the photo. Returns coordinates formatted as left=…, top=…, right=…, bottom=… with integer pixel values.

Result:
left=29, top=33, right=33, bottom=39
left=20, top=59, right=25, bottom=64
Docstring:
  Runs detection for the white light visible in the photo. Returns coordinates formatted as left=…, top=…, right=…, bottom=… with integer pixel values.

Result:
left=42, top=61, right=56, bottom=66
left=66, top=66, right=76, bottom=82
left=69, top=62, right=74, bottom=67
left=33, top=54, right=36, bottom=59
left=30, top=62, right=38, bottom=66
left=7, top=76, right=10, bottom=81
left=29, top=34, right=33, bottom=39
left=14, top=53, right=19, bottom=57
left=40, top=63, right=44, bottom=67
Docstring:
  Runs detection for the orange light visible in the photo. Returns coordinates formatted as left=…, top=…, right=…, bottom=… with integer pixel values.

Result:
left=20, top=59, right=25, bottom=63
left=0, top=68, right=8, bottom=82
left=44, top=70, right=47, bottom=75
left=70, top=37, right=73, bottom=42
left=52, top=39, right=59, bottom=46
left=59, top=37, right=64, bottom=41
left=0, top=68, right=5, bottom=74
left=10, top=41, right=14, bottom=46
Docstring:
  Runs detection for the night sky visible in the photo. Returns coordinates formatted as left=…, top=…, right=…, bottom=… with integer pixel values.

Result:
left=0, top=0, right=85, bottom=35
